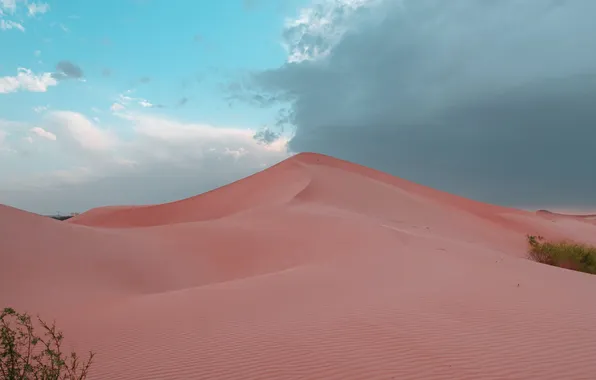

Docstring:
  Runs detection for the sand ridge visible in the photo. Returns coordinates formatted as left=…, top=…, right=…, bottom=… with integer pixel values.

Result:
left=2, top=152, right=596, bottom=379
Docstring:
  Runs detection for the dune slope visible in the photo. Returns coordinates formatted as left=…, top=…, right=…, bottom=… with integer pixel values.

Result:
left=1, top=152, right=596, bottom=380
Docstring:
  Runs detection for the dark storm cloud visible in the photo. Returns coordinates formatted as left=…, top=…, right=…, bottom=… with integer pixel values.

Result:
left=52, top=60, right=84, bottom=80
left=243, top=0, right=596, bottom=208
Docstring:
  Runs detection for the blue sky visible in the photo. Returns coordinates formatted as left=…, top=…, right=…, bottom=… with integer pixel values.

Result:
left=0, top=0, right=304, bottom=126
left=2, top=0, right=596, bottom=213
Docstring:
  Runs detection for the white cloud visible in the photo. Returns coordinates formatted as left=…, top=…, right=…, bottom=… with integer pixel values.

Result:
left=0, top=0, right=16, bottom=13
left=0, top=19, right=25, bottom=31
left=0, top=111, right=291, bottom=213
left=0, top=68, right=57, bottom=94
left=47, top=111, right=117, bottom=152
left=30, top=126, right=56, bottom=141
left=1, top=0, right=49, bottom=31
left=27, top=2, right=49, bottom=16
left=117, top=112, right=290, bottom=167
left=33, top=49, right=41, bottom=56
left=110, top=102, right=125, bottom=112
left=138, top=100, right=154, bottom=108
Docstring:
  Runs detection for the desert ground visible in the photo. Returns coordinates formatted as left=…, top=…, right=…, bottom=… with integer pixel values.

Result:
left=2, top=152, right=596, bottom=379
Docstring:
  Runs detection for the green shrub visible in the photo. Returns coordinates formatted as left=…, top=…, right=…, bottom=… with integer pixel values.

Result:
left=0, top=307, right=94, bottom=380
left=527, top=235, right=596, bottom=274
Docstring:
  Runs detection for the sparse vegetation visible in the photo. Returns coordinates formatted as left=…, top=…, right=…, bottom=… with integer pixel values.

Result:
left=48, top=216, right=73, bottom=221
left=0, top=307, right=94, bottom=380
left=47, top=213, right=79, bottom=221
left=527, top=235, right=596, bottom=274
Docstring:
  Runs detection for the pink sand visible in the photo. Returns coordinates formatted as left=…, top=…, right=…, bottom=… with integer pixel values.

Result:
left=2, top=152, right=596, bottom=379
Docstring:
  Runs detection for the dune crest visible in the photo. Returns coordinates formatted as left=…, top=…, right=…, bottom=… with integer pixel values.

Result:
left=2, top=152, right=596, bottom=380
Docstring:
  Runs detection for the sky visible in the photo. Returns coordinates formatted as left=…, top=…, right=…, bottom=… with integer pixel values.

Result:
left=1, top=0, right=595, bottom=214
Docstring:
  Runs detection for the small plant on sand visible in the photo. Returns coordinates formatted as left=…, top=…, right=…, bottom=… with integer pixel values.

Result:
left=0, top=307, right=95, bottom=380
left=527, top=235, right=596, bottom=274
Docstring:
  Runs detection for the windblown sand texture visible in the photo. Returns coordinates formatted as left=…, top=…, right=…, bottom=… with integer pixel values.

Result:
left=2, top=153, right=596, bottom=380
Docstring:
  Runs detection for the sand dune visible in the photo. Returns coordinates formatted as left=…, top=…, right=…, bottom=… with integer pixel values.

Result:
left=2, top=152, right=596, bottom=379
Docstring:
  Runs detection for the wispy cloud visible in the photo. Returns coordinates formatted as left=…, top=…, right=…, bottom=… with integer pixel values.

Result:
left=50, top=22, right=69, bottom=32
left=110, top=103, right=125, bottom=112
left=33, top=105, right=49, bottom=113
left=282, top=0, right=381, bottom=63
left=0, top=19, right=24, bottom=31
left=27, top=2, right=50, bottom=16
left=138, top=100, right=164, bottom=108
left=115, top=91, right=164, bottom=109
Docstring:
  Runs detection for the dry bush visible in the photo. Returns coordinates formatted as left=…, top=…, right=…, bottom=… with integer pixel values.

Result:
left=0, top=308, right=94, bottom=380
left=527, top=235, right=596, bottom=274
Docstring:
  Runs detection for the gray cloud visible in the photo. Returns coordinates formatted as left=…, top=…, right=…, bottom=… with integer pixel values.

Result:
left=52, top=60, right=84, bottom=80
left=243, top=0, right=596, bottom=209
left=253, top=128, right=280, bottom=145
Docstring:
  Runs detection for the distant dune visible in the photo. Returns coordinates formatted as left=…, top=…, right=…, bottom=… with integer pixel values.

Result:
left=536, top=209, right=596, bottom=225
left=2, top=152, right=596, bottom=379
